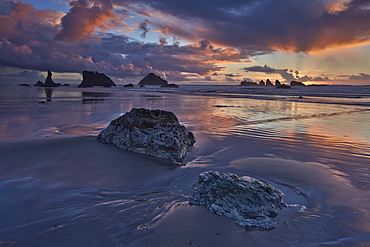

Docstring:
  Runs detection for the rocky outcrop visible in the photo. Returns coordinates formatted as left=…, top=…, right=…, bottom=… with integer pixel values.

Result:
left=275, top=80, right=281, bottom=86
left=19, top=83, right=30, bottom=87
left=97, top=108, right=196, bottom=161
left=43, top=70, right=58, bottom=87
left=160, top=84, right=179, bottom=88
left=259, top=80, right=266, bottom=86
left=34, top=81, right=44, bottom=87
left=276, top=84, right=292, bottom=89
left=240, top=80, right=257, bottom=86
left=123, top=83, right=134, bottom=88
left=266, top=79, right=273, bottom=86
left=78, top=71, right=116, bottom=88
left=138, top=73, right=168, bottom=86
left=189, top=171, right=286, bottom=229
left=290, top=81, right=306, bottom=86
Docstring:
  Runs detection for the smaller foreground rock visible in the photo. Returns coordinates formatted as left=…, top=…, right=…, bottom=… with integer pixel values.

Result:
left=97, top=108, right=195, bottom=161
left=189, top=171, right=286, bottom=229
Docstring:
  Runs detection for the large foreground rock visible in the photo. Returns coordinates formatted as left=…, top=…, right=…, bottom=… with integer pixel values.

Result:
left=138, top=73, right=168, bottom=86
left=97, top=108, right=195, bottom=161
left=78, top=71, right=116, bottom=88
left=189, top=171, right=286, bottom=229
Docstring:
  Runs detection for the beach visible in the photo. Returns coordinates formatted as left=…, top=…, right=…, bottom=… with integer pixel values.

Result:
left=0, top=85, right=370, bottom=246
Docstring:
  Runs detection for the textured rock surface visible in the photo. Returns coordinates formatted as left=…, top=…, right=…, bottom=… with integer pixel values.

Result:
left=97, top=108, right=195, bottom=160
left=138, top=73, right=168, bottom=86
left=188, top=171, right=286, bottom=229
left=78, top=71, right=116, bottom=88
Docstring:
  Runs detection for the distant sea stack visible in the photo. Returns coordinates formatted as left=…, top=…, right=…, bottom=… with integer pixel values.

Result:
left=160, top=84, right=179, bottom=88
left=78, top=71, right=116, bottom=88
left=276, top=84, right=292, bottom=89
left=266, top=79, right=273, bottom=86
left=34, top=80, right=44, bottom=87
left=138, top=73, right=168, bottom=86
left=43, top=70, right=58, bottom=87
left=290, top=81, right=306, bottom=86
left=240, top=80, right=257, bottom=86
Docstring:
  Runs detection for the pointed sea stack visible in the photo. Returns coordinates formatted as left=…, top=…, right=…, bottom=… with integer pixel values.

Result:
left=275, top=80, right=281, bottom=86
left=138, top=73, right=168, bottom=86
left=266, top=79, right=273, bottom=86
left=78, top=71, right=116, bottom=88
left=259, top=80, right=266, bottom=86
left=43, top=70, right=58, bottom=87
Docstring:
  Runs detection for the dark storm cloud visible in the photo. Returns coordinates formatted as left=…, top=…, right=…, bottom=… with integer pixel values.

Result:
left=118, top=0, right=370, bottom=52
left=0, top=0, right=254, bottom=81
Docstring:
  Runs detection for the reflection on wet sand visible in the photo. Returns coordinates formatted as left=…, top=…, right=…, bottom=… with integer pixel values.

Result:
left=45, top=88, right=53, bottom=102
left=82, top=92, right=111, bottom=104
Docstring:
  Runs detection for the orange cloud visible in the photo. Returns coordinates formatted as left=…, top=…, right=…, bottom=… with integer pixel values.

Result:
left=55, top=0, right=127, bottom=43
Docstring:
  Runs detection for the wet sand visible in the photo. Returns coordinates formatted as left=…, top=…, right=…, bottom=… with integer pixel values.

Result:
left=0, top=86, right=370, bottom=246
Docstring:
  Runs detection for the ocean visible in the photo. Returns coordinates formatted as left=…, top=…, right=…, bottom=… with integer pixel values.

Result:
left=0, top=84, right=369, bottom=246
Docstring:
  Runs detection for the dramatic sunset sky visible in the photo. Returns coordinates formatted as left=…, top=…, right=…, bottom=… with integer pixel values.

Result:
left=1, top=0, right=370, bottom=85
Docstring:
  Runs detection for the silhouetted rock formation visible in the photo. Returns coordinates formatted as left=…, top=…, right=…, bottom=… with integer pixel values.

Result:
left=78, top=71, right=116, bottom=88
left=123, top=83, right=134, bottom=88
left=138, top=73, right=168, bottom=86
left=189, top=171, right=286, bottom=229
left=63, top=83, right=70, bottom=87
left=259, top=80, right=266, bottom=86
left=240, top=80, right=257, bottom=86
left=43, top=70, right=58, bottom=87
left=276, top=84, right=292, bottom=89
left=160, top=84, right=179, bottom=88
left=275, top=80, right=281, bottom=86
left=19, top=84, right=30, bottom=87
left=266, top=79, right=273, bottom=86
left=97, top=108, right=196, bottom=161
left=34, top=81, right=44, bottom=87
left=290, top=81, right=306, bottom=86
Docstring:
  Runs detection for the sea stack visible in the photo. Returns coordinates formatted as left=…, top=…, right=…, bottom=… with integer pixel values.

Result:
left=240, top=80, right=257, bottom=86
left=189, top=171, right=286, bottom=229
left=43, top=70, right=58, bottom=87
left=290, top=81, right=306, bottom=86
left=78, top=71, right=116, bottom=88
left=266, top=79, right=273, bottom=86
left=97, top=108, right=196, bottom=161
left=138, top=73, right=168, bottom=86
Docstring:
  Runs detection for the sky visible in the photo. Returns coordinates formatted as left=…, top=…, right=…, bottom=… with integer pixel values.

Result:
left=0, top=0, right=370, bottom=85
